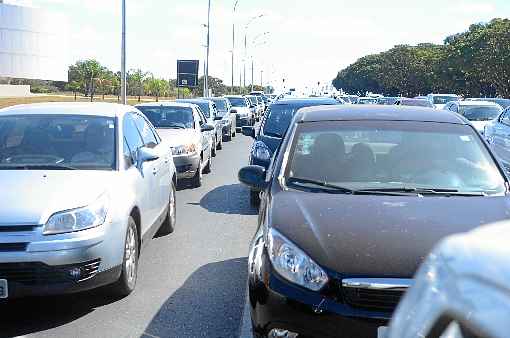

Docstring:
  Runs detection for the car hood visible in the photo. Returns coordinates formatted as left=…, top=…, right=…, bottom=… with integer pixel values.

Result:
left=156, top=128, right=198, bottom=147
left=270, top=191, right=510, bottom=277
left=0, top=170, right=117, bottom=225
left=470, top=120, right=490, bottom=133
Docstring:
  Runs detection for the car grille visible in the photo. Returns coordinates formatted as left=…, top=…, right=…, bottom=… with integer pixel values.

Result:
left=0, top=259, right=101, bottom=284
left=342, top=287, right=403, bottom=313
left=0, top=243, right=28, bottom=252
left=0, top=225, right=37, bottom=232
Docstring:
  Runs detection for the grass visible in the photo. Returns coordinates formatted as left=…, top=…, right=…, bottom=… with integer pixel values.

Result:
left=0, top=94, right=177, bottom=109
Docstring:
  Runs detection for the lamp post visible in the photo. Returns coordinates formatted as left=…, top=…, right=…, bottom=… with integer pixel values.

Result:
left=205, top=0, right=211, bottom=97
left=243, top=14, right=263, bottom=89
left=231, top=0, right=239, bottom=94
left=120, top=0, right=127, bottom=104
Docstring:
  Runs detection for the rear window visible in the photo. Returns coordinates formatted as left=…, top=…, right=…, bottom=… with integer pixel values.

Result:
left=137, top=106, right=194, bottom=129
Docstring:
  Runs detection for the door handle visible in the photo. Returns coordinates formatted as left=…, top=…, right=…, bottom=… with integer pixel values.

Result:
left=152, top=168, right=158, bottom=175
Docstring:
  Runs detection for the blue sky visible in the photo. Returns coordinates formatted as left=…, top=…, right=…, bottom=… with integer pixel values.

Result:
left=6, top=0, right=510, bottom=90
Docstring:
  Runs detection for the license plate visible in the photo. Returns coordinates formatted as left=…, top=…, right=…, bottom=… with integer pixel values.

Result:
left=0, top=279, right=7, bottom=299
left=377, top=326, right=388, bottom=338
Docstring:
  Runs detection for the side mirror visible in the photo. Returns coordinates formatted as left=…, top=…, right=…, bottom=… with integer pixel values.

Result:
left=137, top=146, right=159, bottom=169
left=238, top=165, right=268, bottom=190
left=201, top=123, right=215, bottom=132
left=242, top=126, right=256, bottom=138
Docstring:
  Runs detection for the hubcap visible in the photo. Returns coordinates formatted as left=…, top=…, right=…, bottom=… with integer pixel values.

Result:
left=169, top=188, right=176, bottom=224
left=124, top=225, right=137, bottom=283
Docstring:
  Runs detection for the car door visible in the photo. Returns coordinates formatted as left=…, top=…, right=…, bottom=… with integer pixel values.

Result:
left=491, top=108, right=510, bottom=169
left=133, top=112, right=171, bottom=222
left=210, top=103, right=222, bottom=141
left=123, top=113, right=155, bottom=236
left=195, top=108, right=211, bottom=162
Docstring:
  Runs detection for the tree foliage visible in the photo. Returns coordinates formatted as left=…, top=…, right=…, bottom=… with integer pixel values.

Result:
left=333, top=19, right=510, bottom=97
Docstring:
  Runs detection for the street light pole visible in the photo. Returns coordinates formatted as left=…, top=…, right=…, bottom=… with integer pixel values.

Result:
left=205, top=0, right=211, bottom=97
left=120, top=0, right=127, bottom=104
left=260, top=70, right=263, bottom=87
left=231, top=0, right=238, bottom=94
left=251, top=58, right=254, bottom=92
left=243, top=14, right=263, bottom=92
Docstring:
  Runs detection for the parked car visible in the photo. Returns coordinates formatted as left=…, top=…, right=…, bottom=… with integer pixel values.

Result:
left=225, top=95, right=254, bottom=127
left=175, top=99, right=223, bottom=156
left=395, top=98, right=435, bottom=108
left=377, top=97, right=399, bottom=105
left=256, top=95, right=266, bottom=114
left=483, top=106, right=510, bottom=172
left=356, top=97, right=378, bottom=104
left=242, top=97, right=341, bottom=205
left=240, top=105, right=508, bottom=338
left=245, top=95, right=264, bottom=121
left=427, top=93, right=460, bottom=110
left=136, top=102, right=215, bottom=187
left=466, top=97, right=510, bottom=109
left=386, top=221, right=510, bottom=338
left=0, top=102, right=178, bottom=299
left=444, top=100, right=502, bottom=135
left=204, top=97, right=236, bottom=141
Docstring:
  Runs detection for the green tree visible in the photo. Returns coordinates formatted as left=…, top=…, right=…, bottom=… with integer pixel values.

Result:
left=129, top=69, right=150, bottom=102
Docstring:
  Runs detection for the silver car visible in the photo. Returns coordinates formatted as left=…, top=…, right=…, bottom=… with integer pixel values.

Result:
left=0, top=102, right=176, bottom=299
left=136, top=102, right=215, bottom=188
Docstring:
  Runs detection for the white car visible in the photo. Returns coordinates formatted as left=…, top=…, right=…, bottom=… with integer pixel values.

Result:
left=443, top=100, right=503, bottom=134
left=427, top=93, right=460, bottom=110
left=136, top=102, right=215, bottom=188
left=385, top=221, right=510, bottom=338
left=0, top=102, right=176, bottom=298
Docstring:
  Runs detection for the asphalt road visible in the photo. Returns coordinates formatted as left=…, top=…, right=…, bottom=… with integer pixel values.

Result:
left=0, top=134, right=258, bottom=338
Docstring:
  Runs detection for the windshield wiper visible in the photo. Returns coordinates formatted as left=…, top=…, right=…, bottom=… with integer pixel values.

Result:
left=162, top=124, right=186, bottom=129
left=356, top=187, right=487, bottom=196
left=263, top=131, right=282, bottom=138
left=287, top=177, right=355, bottom=194
left=0, top=164, right=78, bottom=170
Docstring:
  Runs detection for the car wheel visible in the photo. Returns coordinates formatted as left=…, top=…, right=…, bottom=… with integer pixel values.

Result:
left=217, top=136, right=223, bottom=150
left=203, top=152, right=212, bottom=174
left=157, top=181, right=176, bottom=235
left=250, top=190, right=260, bottom=207
left=232, top=128, right=236, bottom=137
left=191, top=159, right=203, bottom=187
left=110, top=217, right=139, bottom=297
left=212, top=139, right=217, bottom=157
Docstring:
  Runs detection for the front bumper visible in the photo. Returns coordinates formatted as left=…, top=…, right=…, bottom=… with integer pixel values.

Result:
left=236, top=115, right=250, bottom=127
left=249, top=247, right=388, bottom=338
left=173, top=153, right=200, bottom=179
left=0, top=222, right=125, bottom=298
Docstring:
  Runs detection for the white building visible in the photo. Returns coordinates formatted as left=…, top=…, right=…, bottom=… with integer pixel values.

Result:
left=0, top=0, right=69, bottom=82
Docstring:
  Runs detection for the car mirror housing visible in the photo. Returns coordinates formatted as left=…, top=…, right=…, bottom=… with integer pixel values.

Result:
left=201, top=123, right=215, bottom=132
left=238, top=165, right=268, bottom=190
left=137, top=146, right=159, bottom=169
left=242, top=126, right=256, bottom=138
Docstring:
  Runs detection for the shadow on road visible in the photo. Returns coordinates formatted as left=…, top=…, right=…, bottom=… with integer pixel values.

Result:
left=143, top=257, right=248, bottom=338
left=0, top=288, right=121, bottom=337
left=190, top=184, right=258, bottom=216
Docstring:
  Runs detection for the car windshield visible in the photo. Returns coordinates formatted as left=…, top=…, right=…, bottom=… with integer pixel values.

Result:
left=247, top=97, right=257, bottom=105
left=460, top=106, right=501, bottom=121
left=286, top=121, right=505, bottom=195
left=358, top=98, right=377, bottom=104
left=401, top=99, right=433, bottom=107
left=212, top=99, right=228, bottom=114
left=226, top=97, right=247, bottom=107
left=433, top=96, right=459, bottom=104
left=377, top=98, right=398, bottom=105
left=137, top=106, right=194, bottom=129
left=0, top=115, right=115, bottom=170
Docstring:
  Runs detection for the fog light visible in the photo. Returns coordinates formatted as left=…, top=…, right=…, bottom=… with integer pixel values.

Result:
left=269, top=328, right=298, bottom=338
left=69, top=267, right=81, bottom=280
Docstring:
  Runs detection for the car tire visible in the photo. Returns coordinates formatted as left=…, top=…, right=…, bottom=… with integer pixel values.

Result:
left=110, top=216, right=139, bottom=297
left=232, top=128, right=236, bottom=137
left=212, top=139, right=217, bottom=157
left=217, top=136, right=223, bottom=150
left=203, top=153, right=212, bottom=174
left=250, top=190, right=260, bottom=207
left=191, top=159, right=203, bottom=187
left=157, top=182, right=176, bottom=235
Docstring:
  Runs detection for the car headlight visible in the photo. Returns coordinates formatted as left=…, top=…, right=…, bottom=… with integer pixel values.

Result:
left=43, top=194, right=109, bottom=235
left=171, top=143, right=196, bottom=156
left=252, top=141, right=271, bottom=161
left=267, top=228, right=328, bottom=291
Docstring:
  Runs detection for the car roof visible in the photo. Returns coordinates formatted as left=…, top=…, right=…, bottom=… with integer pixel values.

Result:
left=224, top=95, right=245, bottom=98
left=272, top=97, right=338, bottom=106
left=428, top=93, right=458, bottom=97
left=175, top=98, right=211, bottom=104
left=296, top=105, right=467, bottom=124
left=0, top=102, right=133, bottom=117
left=456, top=101, right=500, bottom=107
left=135, top=101, right=196, bottom=108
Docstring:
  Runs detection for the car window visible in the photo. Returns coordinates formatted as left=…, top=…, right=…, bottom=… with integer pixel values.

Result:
left=137, top=106, right=195, bottom=129
left=123, top=113, right=144, bottom=163
left=501, top=109, right=510, bottom=126
left=286, top=120, right=505, bottom=195
left=133, top=113, right=159, bottom=148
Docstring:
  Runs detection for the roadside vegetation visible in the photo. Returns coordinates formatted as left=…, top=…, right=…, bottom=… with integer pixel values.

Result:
left=333, top=18, right=510, bottom=97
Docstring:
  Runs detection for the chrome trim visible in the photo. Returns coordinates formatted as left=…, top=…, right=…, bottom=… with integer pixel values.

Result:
left=342, top=278, right=413, bottom=291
